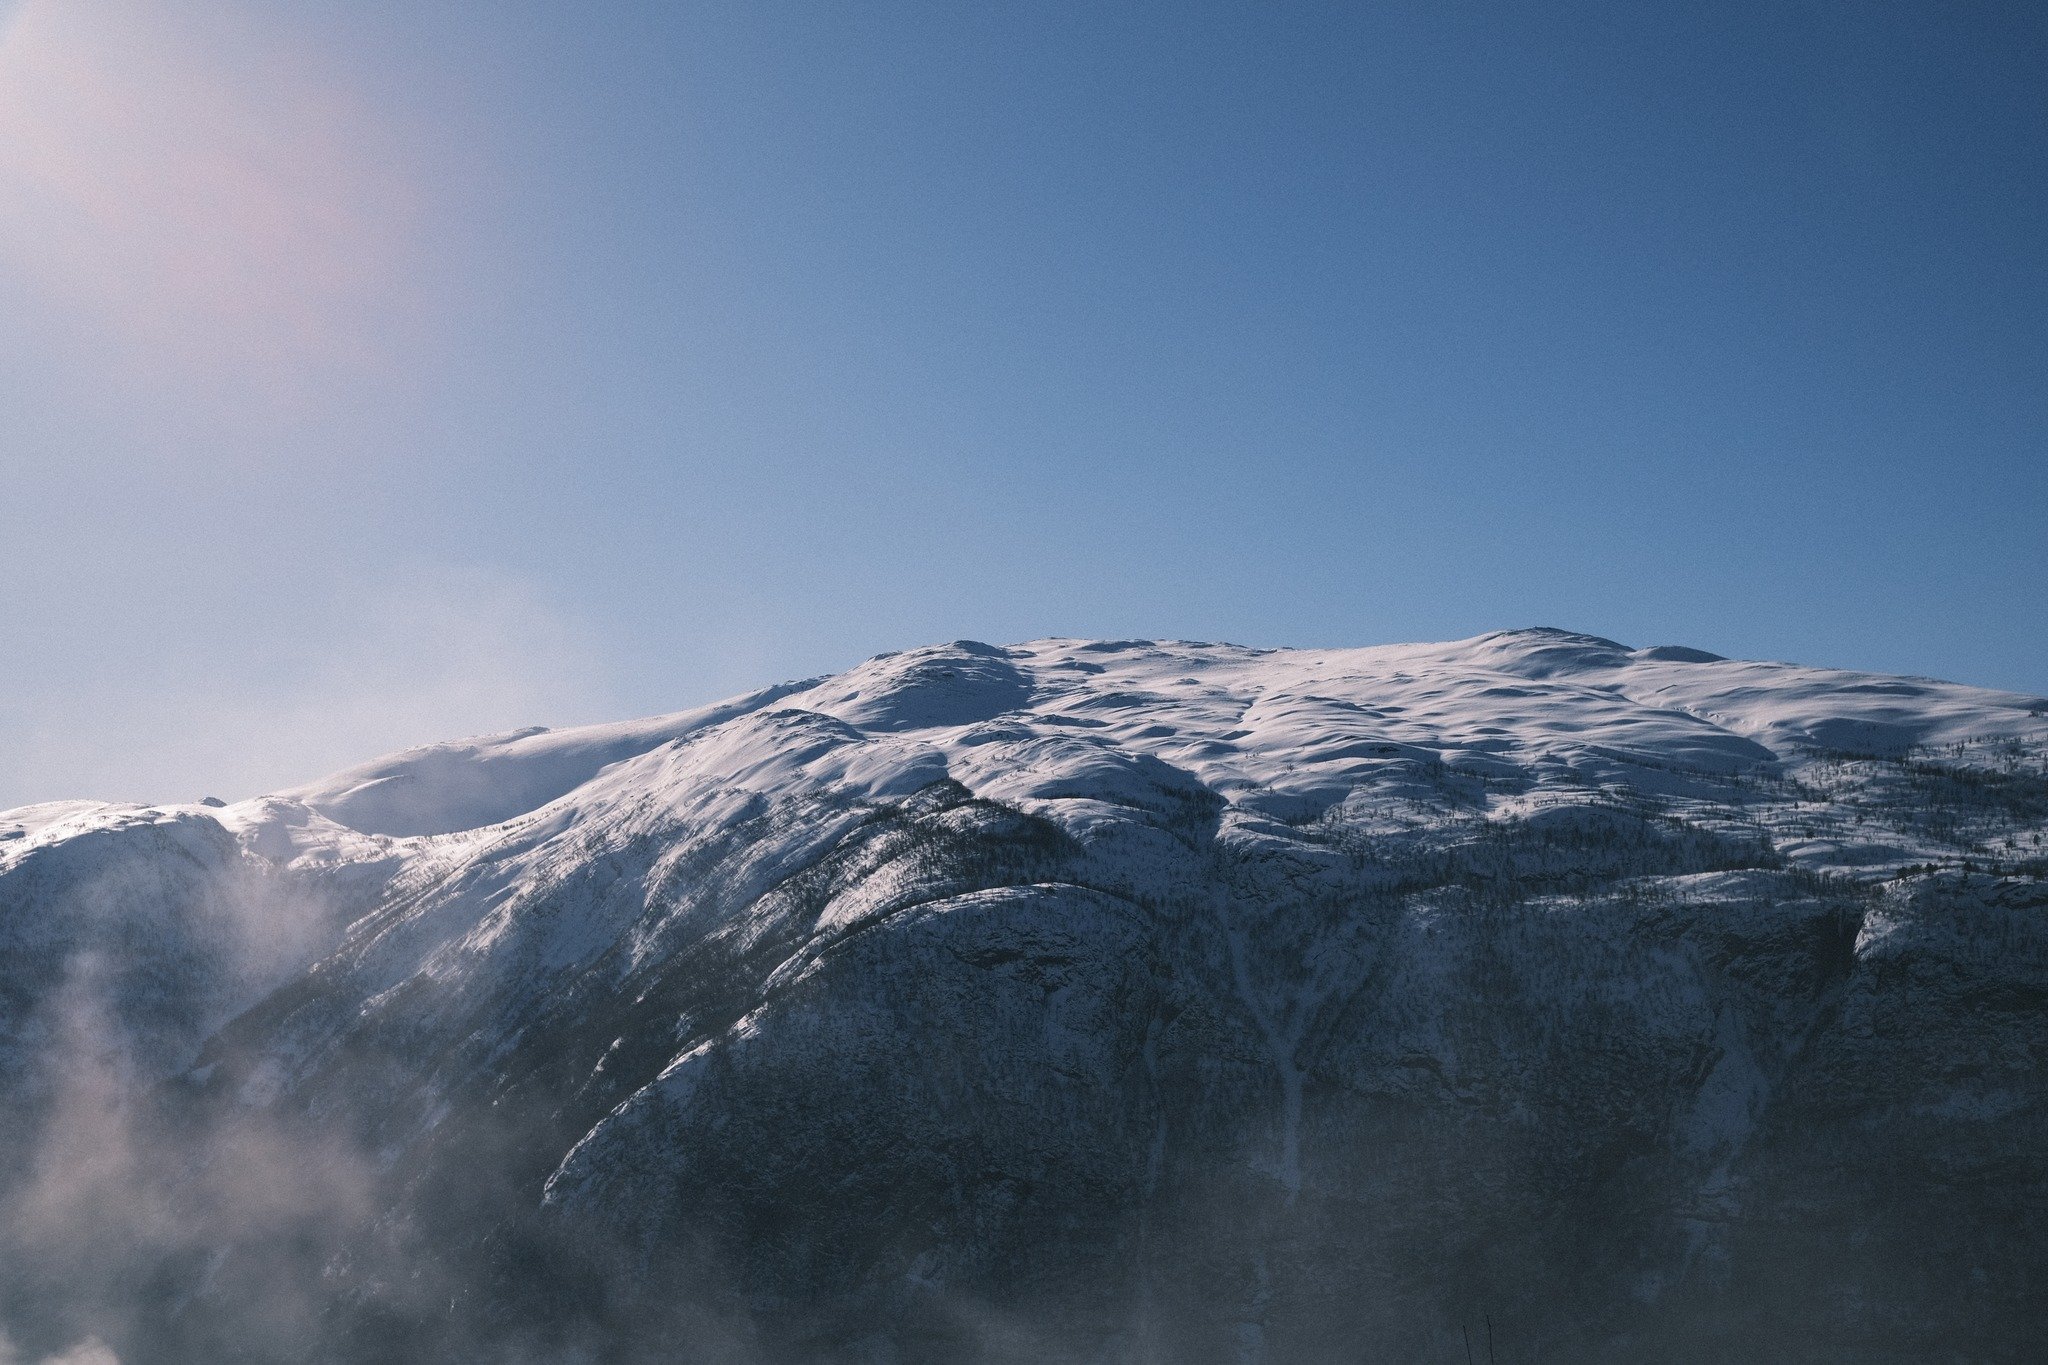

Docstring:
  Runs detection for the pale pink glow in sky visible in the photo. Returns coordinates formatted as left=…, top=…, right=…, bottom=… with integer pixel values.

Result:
left=0, top=0, right=421, bottom=393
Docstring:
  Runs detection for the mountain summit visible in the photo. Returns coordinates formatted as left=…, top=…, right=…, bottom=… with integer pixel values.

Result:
left=4, top=633, right=2046, bottom=1362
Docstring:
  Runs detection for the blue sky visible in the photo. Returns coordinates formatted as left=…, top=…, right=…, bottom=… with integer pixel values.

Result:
left=2, top=0, right=2043, bottom=805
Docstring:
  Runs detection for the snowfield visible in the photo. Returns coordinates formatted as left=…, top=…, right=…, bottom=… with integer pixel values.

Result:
left=3, top=630, right=2045, bottom=1362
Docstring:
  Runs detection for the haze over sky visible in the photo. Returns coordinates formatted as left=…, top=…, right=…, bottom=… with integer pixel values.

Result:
left=2, top=0, right=2044, bottom=807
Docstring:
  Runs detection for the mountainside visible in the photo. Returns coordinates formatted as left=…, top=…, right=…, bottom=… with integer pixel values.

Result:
left=4, top=630, right=2047, bottom=1363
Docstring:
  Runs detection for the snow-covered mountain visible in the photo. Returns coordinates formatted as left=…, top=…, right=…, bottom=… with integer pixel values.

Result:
left=4, top=630, right=2046, bottom=1362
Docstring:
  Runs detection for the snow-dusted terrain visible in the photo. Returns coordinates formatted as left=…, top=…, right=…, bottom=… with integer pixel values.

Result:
left=3, top=630, right=2046, bottom=1362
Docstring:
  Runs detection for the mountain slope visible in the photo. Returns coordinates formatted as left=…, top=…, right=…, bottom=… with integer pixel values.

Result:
left=3, top=630, right=2046, bottom=1362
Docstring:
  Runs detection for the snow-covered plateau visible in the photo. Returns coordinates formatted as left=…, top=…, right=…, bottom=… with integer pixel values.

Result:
left=3, top=629, right=2045, bottom=1362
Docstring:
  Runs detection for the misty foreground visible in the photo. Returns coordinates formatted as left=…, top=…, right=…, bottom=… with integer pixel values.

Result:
left=3, top=630, right=2046, bottom=1363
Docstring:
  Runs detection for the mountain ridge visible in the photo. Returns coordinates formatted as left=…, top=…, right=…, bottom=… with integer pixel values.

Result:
left=3, top=630, right=2045, bottom=1362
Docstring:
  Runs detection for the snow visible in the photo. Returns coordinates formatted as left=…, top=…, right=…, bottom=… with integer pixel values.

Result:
left=4, top=627, right=2045, bottom=1359
left=273, top=680, right=817, bottom=837
left=7, top=631, right=2047, bottom=1126
left=9, top=628, right=2042, bottom=1043
left=19, top=628, right=2035, bottom=864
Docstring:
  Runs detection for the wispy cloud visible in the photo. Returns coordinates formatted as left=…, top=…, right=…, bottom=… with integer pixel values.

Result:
left=0, top=1332, right=122, bottom=1365
left=0, top=565, right=623, bottom=809
left=0, top=0, right=422, bottom=396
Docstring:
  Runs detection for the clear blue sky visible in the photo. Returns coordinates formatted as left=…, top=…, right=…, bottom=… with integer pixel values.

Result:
left=2, top=0, right=2043, bottom=805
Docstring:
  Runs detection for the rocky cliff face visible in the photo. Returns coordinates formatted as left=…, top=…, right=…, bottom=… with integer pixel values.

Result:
left=3, top=631, right=2045, bottom=1362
